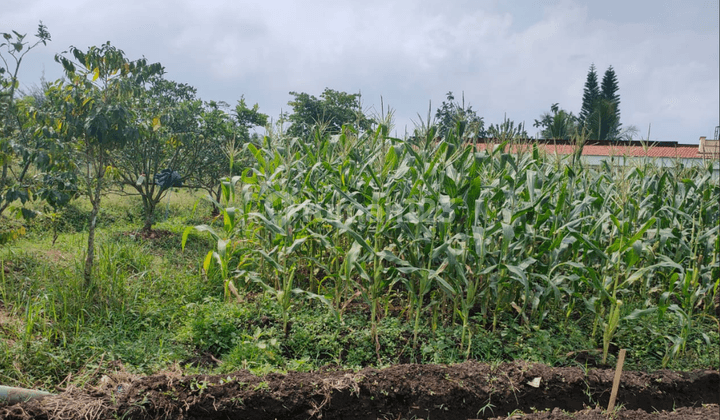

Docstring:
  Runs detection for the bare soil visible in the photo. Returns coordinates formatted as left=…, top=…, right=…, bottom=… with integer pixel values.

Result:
left=1, top=362, right=717, bottom=420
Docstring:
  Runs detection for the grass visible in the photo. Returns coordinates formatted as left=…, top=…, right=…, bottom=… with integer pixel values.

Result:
left=0, top=132, right=718, bottom=391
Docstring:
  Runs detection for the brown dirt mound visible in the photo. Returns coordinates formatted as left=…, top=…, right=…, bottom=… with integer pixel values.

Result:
left=1, top=362, right=717, bottom=420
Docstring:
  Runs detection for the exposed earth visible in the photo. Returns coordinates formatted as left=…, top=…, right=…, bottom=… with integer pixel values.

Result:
left=1, top=361, right=717, bottom=420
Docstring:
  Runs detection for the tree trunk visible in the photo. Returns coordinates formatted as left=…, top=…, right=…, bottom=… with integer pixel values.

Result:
left=83, top=163, right=104, bottom=289
left=142, top=195, right=156, bottom=233
left=210, top=185, right=222, bottom=216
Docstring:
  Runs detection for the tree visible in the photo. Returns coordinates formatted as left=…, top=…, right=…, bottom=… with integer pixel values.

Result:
left=533, top=103, right=578, bottom=140
left=434, top=92, right=485, bottom=139
left=579, top=64, right=600, bottom=130
left=599, top=66, right=621, bottom=139
left=286, top=88, right=373, bottom=138
left=0, top=22, right=52, bottom=217
left=235, top=95, right=268, bottom=132
left=109, top=77, right=209, bottom=232
left=51, top=42, right=163, bottom=286
left=584, top=97, right=620, bottom=141
left=579, top=64, right=624, bottom=140
left=190, top=98, right=267, bottom=214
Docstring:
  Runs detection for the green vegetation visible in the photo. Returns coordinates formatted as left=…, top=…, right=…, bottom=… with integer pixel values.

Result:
left=579, top=64, right=631, bottom=141
left=0, top=141, right=718, bottom=389
left=0, top=23, right=717, bottom=392
left=533, top=103, right=578, bottom=140
left=286, top=88, right=374, bottom=138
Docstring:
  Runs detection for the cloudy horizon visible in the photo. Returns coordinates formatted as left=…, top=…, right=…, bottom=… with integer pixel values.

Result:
left=6, top=0, right=719, bottom=143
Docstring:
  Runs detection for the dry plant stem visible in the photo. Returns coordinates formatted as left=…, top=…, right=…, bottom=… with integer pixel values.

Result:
left=607, top=348, right=626, bottom=413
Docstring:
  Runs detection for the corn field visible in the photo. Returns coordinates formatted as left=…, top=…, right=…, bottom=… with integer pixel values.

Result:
left=185, top=124, right=720, bottom=365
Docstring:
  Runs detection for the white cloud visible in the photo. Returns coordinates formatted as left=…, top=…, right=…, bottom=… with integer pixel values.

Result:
left=5, top=0, right=718, bottom=142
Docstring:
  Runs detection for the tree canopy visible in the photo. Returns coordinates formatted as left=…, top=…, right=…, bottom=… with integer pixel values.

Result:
left=579, top=64, right=623, bottom=140
left=0, top=22, right=53, bottom=219
left=286, top=88, right=374, bottom=138
left=579, top=64, right=599, bottom=129
left=533, top=103, right=578, bottom=140
left=434, top=92, right=485, bottom=139
left=50, top=42, right=164, bottom=285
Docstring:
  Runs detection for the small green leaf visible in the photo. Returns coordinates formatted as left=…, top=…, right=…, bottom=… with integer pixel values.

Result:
left=203, top=251, right=213, bottom=273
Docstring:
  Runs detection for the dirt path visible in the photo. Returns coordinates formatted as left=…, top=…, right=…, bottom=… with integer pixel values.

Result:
left=1, top=361, right=717, bottom=419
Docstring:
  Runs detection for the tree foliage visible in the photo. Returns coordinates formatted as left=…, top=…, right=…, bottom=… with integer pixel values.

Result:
left=599, top=66, right=621, bottom=139
left=50, top=42, right=163, bottom=286
left=286, top=88, right=373, bottom=138
left=0, top=22, right=52, bottom=218
left=189, top=98, right=267, bottom=214
left=434, top=92, right=485, bottom=140
left=579, top=64, right=623, bottom=140
left=533, top=103, right=578, bottom=140
left=579, top=64, right=599, bottom=129
left=110, top=77, right=205, bottom=231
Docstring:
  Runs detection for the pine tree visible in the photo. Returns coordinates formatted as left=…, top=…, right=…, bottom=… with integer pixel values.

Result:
left=600, top=66, right=621, bottom=139
left=579, top=64, right=600, bottom=129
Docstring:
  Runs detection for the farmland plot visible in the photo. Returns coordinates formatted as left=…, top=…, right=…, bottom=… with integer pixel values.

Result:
left=1, top=126, right=718, bottom=420
left=188, top=126, right=719, bottom=367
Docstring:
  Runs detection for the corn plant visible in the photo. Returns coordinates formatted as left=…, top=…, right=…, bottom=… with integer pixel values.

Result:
left=188, top=111, right=719, bottom=365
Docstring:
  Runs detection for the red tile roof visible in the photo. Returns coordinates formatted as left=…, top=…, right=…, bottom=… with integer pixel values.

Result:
left=475, top=142, right=715, bottom=160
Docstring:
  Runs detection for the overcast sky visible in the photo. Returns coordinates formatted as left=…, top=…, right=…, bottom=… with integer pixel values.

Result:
left=6, top=0, right=719, bottom=143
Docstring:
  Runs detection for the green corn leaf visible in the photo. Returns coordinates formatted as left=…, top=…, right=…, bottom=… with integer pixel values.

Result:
left=287, top=237, right=308, bottom=254
left=624, top=307, right=656, bottom=320
left=324, top=219, right=374, bottom=255
left=181, top=226, right=193, bottom=251
left=192, top=224, right=221, bottom=241
left=217, top=238, right=229, bottom=259
left=376, top=249, right=408, bottom=266
left=257, top=249, right=282, bottom=272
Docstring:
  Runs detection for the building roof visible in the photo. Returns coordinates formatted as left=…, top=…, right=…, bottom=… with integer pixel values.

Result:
left=473, top=138, right=719, bottom=160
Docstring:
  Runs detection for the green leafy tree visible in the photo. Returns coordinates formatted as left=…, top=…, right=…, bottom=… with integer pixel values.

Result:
left=109, top=77, right=206, bottom=232
left=235, top=95, right=268, bottom=132
left=0, top=22, right=51, bottom=217
left=533, top=103, right=578, bottom=140
left=51, top=42, right=163, bottom=286
left=579, top=64, right=600, bottom=130
left=434, top=91, right=485, bottom=139
left=286, top=88, right=373, bottom=138
left=190, top=98, right=267, bottom=214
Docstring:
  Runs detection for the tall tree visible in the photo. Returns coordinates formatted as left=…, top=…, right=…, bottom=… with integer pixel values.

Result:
left=600, top=66, right=621, bottom=139
left=51, top=42, right=162, bottom=287
left=580, top=64, right=624, bottom=140
left=579, top=64, right=599, bottom=129
left=287, top=88, right=374, bottom=138
left=434, top=91, right=485, bottom=139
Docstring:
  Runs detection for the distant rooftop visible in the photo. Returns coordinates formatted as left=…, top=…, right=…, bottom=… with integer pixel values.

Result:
left=474, top=137, right=720, bottom=160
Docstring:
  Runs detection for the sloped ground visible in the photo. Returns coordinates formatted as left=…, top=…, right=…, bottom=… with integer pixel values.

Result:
left=1, top=362, right=717, bottom=420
